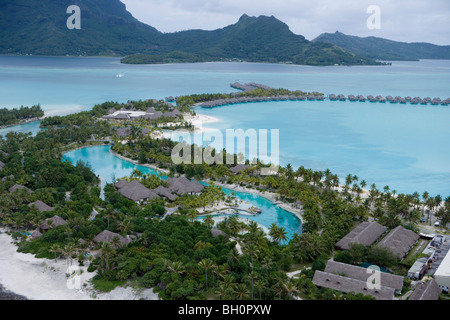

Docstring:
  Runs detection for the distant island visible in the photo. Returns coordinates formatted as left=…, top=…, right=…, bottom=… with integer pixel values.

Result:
left=314, top=31, right=450, bottom=61
left=0, top=105, right=44, bottom=129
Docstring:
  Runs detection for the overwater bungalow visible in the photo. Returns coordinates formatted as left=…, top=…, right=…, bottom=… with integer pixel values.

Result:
left=329, top=94, right=337, bottom=101
left=348, top=95, right=357, bottom=102
left=376, top=96, right=386, bottom=103
left=405, top=96, right=412, bottom=102
left=367, top=95, right=377, bottom=102
left=357, top=95, right=366, bottom=102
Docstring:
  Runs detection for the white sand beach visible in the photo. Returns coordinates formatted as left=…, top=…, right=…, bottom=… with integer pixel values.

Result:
left=0, top=229, right=159, bottom=300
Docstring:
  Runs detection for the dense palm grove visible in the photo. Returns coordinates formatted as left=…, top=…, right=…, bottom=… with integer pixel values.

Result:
left=0, top=104, right=44, bottom=127
left=1, top=96, right=449, bottom=300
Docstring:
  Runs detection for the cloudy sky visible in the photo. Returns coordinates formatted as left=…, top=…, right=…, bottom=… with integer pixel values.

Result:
left=120, top=0, right=450, bottom=45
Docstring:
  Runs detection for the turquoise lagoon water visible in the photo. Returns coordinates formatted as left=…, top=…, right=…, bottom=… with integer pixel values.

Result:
left=62, top=145, right=302, bottom=241
left=1, top=56, right=450, bottom=196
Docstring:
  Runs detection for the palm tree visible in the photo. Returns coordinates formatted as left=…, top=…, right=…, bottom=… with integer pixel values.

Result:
left=198, top=258, right=215, bottom=293
left=49, top=244, right=61, bottom=261
left=235, top=283, right=249, bottom=300
left=203, top=215, right=215, bottom=229
left=245, top=271, right=259, bottom=300
left=99, top=242, right=115, bottom=273
left=117, top=218, right=132, bottom=234
left=282, top=278, right=300, bottom=300
left=269, top=223, right=287, bottom=245
left=103, top=205, right=115, bottom=230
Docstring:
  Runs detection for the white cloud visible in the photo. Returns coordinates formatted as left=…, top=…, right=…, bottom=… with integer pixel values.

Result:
left=121, top=0, right=450, bottom=44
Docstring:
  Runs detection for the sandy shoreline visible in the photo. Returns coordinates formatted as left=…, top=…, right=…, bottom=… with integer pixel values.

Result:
left=0, top=229, right=158, bottom=300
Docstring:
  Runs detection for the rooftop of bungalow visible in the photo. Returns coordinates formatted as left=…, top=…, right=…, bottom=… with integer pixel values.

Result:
left=0, top=161, right=5, bottom=170
left=28, top=200, right=55, bottom=213
left=335, top=221, right=387, bottom=251
left=114, top=179, right=159, bottom=203
left=409, top=279, right=442, bottom=300
left=323, top=260, right=404, bottom=293
left=40, top=215, right=68, bottom=231
left=93, top=230, right=132, bottom=247
left=230, top=164, right=250, bottom=175
left=312, top=270, right=396, bottom=300
left=9, top=184, right=32, bottom=194
left=377, top=226, right=420, bottom=259
left=166, top=176, right=205, bottom=196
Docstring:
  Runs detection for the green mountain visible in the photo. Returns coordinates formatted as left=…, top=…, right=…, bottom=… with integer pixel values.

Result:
left=0, top=0, right=161, bottom=56
left=314, top=31, right=450, bottom=61
left=0, top=0, right=378, bottom=66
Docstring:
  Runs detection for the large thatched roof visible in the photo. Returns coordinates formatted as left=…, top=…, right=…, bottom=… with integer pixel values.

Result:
left=312, top=271, right=395, bottom=300
left=211, top=229, right=228, bottom=238
left=152, top=186, right=178, bottom=202
left=115, top=179, right=158, bottom=202
left=335, top=221, right=387, bottom=250
left=94, top=230, right=130, bottom=246
left=324, top=260, right=404, bottom=292
left=377, top=226, right=419, bottom=259
left=40, top=216, right=68, bottom=231
left=409, top=280, right=442, bottom=300
left=28, top=200, right=54, bottom=213
left=9, top=184, right=32, bottom=194
left=166, top=177, right=205, bottom=195
left=230, top=164, right=250, bottom=174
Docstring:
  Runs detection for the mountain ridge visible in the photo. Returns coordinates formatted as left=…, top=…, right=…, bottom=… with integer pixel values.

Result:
left=0, top=0, right=377, bottom=66
left=314, top=31, right=450, bottom=61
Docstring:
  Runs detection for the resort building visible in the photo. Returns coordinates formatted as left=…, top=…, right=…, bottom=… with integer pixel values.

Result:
left=152, top=185, right=178, bottom=202
left=114, top=180, right=159, bottom=204
left=335, top=221, right=387, bottom=250
left=230, top=164, right=250, bottom=175
left=313, top=260, right=404, bottom=300
left=28, top=200, right=55, bottom=213
left=103, top=108, right=182, bottom=122
left=94, top=230, right=131, bottom=247
left=409, top=280, right=442, bottom=300
left=166, top=177, right=205, bottom=196
left=312, top=271, right=396, bottom=300
left=39, top=216, right=68, bottom=232
left=434, top=250, right=450, bottom=293
left=377, top=226, right=420, bottom=259
left=9, top=184, right=32, bottom=194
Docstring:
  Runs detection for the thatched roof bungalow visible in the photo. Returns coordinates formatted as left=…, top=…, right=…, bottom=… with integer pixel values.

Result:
left=0, top=161, right=5, bottom=170
left=114, top=180, right=158, bottom=203
left=166, top=177, right=205, bottom=195
left=28, top=200, right=54, bottom=213
left=409, top=280, right=442, bottom=300
left=335, top=221, right=387, bottom=250
left=324, top=260, right=404, bottom=293
left=94, top=230, right=131, bottom=247
left=30, top=229, right=43, bottom=240
left=377, top=226, right=419, bottom=259
left=312, top=271, right=395, bottom=300
left=152, top=186, right=178, bottom=202
left=9, top=184, right=32, bottom=194
left=230, top=164, right=250, bottom=175
left=211, top=229, right=228, bottom=238
left=40, top=216, right=68, bottom=232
